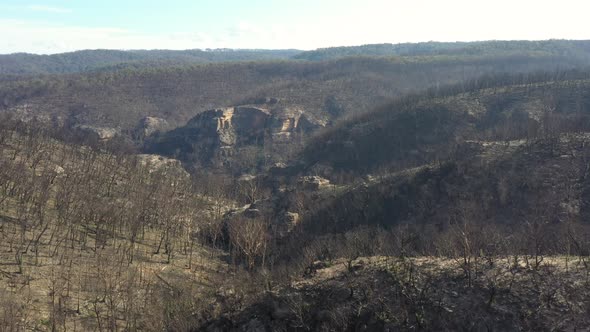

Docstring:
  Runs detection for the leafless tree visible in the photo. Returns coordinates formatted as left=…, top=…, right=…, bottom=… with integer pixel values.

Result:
left=229, top=218, right=269, bottom=270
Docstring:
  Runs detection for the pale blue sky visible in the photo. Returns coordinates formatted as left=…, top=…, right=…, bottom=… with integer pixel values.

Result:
left=1, top=0, right=590, bottom=54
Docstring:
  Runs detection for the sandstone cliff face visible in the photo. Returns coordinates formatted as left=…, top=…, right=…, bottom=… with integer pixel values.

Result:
left=150, top=99, right=326, bottom=169
left=270, top=107, right=318, bottom=142
left=186, top=104, right=323, bottom=144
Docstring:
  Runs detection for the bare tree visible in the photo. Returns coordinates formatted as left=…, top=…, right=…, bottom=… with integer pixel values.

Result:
left=228, top=218, right=269, bottom=270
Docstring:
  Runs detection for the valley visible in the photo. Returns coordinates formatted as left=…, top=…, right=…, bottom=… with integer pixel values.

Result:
left=1, top=40, right=590, bottom=331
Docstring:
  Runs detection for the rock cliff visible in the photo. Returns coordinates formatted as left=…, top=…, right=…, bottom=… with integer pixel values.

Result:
left=147, top=99, right=326, bottom=170
left=135, top=116, right=169, bottom=139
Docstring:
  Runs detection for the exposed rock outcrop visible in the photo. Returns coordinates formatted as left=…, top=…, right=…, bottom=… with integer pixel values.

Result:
left=75, top=125, right=118, bottom=141
left=270, top=107, right=324, bottom=142
left=136, top=154, right=188, bottom=178
left=136, top=116, right=168, bottom=138
left=148, top=99, right=326, bottom=169
left=282, top=211, right=300, bottom=233
left=297, top=176, right=331, bottom=191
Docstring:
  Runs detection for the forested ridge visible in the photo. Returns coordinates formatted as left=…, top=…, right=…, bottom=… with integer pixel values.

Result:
left=303, top=70, right=590, bottom=173
left=1, top=52, right=586, bottom=133
left=0, top=49, right=301, bottom=75
left=3, top=40, right=590, bottom=76
left=293, top=39, right=590, bottom=60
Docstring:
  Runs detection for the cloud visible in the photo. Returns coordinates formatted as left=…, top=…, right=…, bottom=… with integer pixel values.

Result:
left=27, top=5, right=72, bottom=14
left=0, top=19, right=210, bottom=54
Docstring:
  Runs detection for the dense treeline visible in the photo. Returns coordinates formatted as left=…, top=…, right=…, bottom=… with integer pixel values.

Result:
left=0, top=49, right=301, bottom=75
left=5, top=40, right=590, bottom=76
left=294, top=39, right=590, bottom=61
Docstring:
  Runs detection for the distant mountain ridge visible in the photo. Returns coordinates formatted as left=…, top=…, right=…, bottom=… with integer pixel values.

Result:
left=293, top=40, right=590, bottom=61
left=3, top=40, right=590, bottom=75
left=0, top=49, right=301, bottom=75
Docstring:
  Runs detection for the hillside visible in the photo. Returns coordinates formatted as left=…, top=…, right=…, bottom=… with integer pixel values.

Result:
left=0, top=49, right=300, bottom=75
left=1, top=113, right=589, bottom=330
left=204, top=256, right=590, bottom=331
left=0, top=116, right=244, bottom=330
left=299, top=134, right=590, bottom=234
left=303, top=72, right=590, bottom=175
left=2, top=55, right=580, bottom=136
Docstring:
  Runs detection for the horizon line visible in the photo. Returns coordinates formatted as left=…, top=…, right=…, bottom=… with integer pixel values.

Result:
left=2, top=38, right=588, bottom=56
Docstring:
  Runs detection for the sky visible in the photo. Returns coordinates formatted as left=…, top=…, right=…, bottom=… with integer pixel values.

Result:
left=1, top=0, right=590, bottom=54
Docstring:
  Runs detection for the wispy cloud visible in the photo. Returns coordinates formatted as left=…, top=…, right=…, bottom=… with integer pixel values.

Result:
left=0, top=19, right=209, bottom=54
left=27, top=5, right=72, bottom=14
